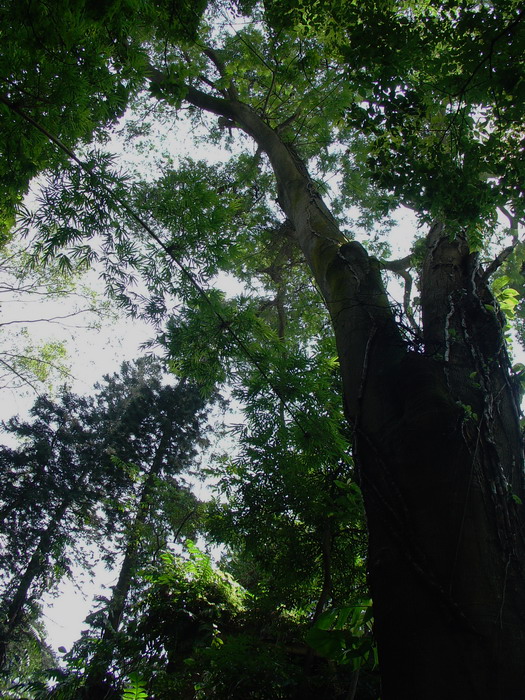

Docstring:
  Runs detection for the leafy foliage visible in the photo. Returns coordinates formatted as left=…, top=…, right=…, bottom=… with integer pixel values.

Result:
left=306, top=602, right=375, bottom=669
left=0, top=0, right=207, bottom=238
left=265, top=0, right=525, bottom=230
left=0, top=0, right=524, bottom=697
left=0, top=241, right=114, bottom=393
left=0, top=357, right=213, bottom=695
left=122, top=672, right=148, bottom=700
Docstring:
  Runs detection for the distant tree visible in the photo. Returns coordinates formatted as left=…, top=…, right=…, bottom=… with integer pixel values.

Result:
left=78, top=358, right=212, bottom=697
left=0, top=241, right=115, bottom=394
left=0, top=391, right=104, bottom=675
left=0, top=357, right=212, bottom=695
left=0, top=613, right=55, bottom=699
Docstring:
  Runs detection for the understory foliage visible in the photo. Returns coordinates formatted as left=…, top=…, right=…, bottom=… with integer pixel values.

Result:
left=0, top=357, right=216, bottom=696
left=0, top=354, right=370, bottom=699
left=1, top=0, right=525, bottom=698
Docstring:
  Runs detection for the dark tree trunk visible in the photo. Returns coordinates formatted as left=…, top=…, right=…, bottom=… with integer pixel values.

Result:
left=104, top=432, right=170, bottom=636
left=84, top=431, right=171, bottom=693
left=0, top=491, right=77, bottom=672
left=156, top=76, right=525, bottom=698
left=359, top=225, right=525, bottom=699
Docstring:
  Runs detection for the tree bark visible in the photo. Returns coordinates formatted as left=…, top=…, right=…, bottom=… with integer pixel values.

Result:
left=170, top=79, right=525, bottom=698
left=344, top=225, right=525, bottom=699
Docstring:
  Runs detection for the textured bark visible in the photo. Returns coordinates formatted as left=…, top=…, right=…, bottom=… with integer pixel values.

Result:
left=177, top=81, right=525, bottom=698
left=354, top=225, right=525, bottom=699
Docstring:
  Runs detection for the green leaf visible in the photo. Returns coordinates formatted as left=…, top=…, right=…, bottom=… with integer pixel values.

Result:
left=122, top=672, right=148, bottom=700
left=492, top=276, right=511, bottom=292
left=306, top=627, right=349, bottom=659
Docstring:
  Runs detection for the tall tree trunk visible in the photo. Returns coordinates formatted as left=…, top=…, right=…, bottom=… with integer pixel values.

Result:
left=360, top=224, right=525, bottom=699
left=168, top=80, right=525, bottom=697
left=84, top=430, right=171, bottom=695
left=0, top=485, right=82, bottom=672
left=105, top=431, right=171, bottom=636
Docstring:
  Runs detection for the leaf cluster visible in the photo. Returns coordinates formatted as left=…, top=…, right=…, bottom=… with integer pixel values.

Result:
left=264, top=0, right=525, bottom=230
left=0, top=0, right=208, bottom=238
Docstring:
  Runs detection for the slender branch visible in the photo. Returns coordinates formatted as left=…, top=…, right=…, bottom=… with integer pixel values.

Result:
left=399, top=269, right=420, bottom=335
left=173, top=509, right=196, bottom=542
left=498, top=205, right=524, bottom=237
left=0, top=308, right=99, bottom=327
left=312, top=525, right=333, bottom=622
left=380, top=255, right=421, bottom=334
left=276, top=111, right=301, bottom=134
left=0, top=357, right=39, bottom=393
left=1, top=351, right=74, bottom=380
left=0, top=94, right=89, bottom=174
left=481, top=243, right=519, bottom=282
left=260, top=69, right=277, bottom=118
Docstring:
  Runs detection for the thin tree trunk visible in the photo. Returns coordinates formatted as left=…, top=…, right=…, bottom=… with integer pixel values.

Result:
left=84, top=430, right=172, bottom=692
left=0, top=481, right=85, bottom=672
left=313, top=525, right=333, bottom=622
left=105, top=433, right=170, bottom=635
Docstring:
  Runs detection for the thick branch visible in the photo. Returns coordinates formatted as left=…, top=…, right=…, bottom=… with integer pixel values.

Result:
left=201, top=47, right=238, bottom=99
left=481, top=243, right=519, bottom=282
left=149, top=66, right=405, bottom=421
left=202, top=47, right=226, bottom=76
left=380, top=254, right=414, bottom=273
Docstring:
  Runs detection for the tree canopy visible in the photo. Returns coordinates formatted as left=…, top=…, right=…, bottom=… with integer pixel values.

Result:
left=1, top=0, right=525, bottom=698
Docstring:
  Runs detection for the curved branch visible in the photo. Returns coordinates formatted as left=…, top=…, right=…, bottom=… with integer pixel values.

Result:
left=498, top=206, right=524, bottom=241
left=202, top=46, right=238, bottom=100
left=202, top=46, right=227, bottom=77
left=380, top=254, right=414, bottom=273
